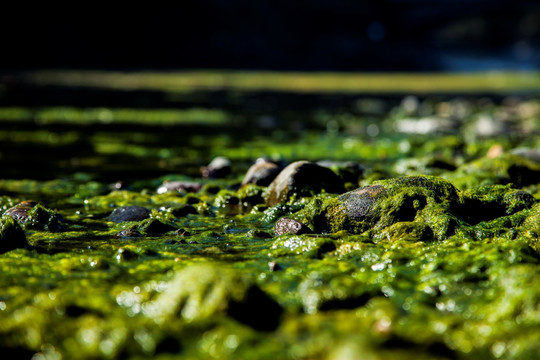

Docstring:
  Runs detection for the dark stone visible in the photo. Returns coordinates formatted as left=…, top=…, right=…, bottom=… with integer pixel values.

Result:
left=170, top=205, right=198, bottom=217
left=275, top=217, right=313, bottom=236
left=227, top=285, right=283, bottom=331
left=157, top=181, right=203, bottom=194
left=108, top=206, right=151, bottom=223
left=242, top=159, right=282, bottom=186
left=266, top=160, right=345, bottom=206
left=0, top=216, right=28, bottom=254
left=201, top=156, right=231, bottom=178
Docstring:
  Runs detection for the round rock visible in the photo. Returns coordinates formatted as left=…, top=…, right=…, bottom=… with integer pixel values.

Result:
left=266, top=161, right=345, bottom=206
left=242, top=159, right=282, bottom=186
left=275, top=217, right=312, bottom=236
left=108, top=206, right=151, bottom=223
left=201, top=156, right=231, bottom=178
left=3, top=200, right=40, bottom=224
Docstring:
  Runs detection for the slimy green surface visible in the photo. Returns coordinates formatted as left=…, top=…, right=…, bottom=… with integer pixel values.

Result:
left=1, top=71, right=540, bottom=359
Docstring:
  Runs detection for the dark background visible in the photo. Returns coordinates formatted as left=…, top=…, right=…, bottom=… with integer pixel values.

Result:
left=1, top=0, right=540, bottom=71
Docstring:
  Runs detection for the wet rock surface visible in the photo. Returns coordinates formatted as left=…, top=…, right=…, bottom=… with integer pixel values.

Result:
left=201, top=156, right=232, bottom=178
left=108, top=206, right=151, bottom=223
left=266, top=161, right=345, bottom=206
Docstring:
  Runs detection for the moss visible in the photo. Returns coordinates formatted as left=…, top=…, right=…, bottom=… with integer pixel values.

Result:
left=448, top=154, right=540, bottom=189
left=376, top=222, right=434, bottom=242
left=269, top=234, right=336, bottom=258
left=25, top=204, right=64, bottom=232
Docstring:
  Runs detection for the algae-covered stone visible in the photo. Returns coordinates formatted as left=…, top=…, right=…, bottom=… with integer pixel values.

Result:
left=3, top=201, right=63, bottom=231
left=266, top=161, right=345, bottom=206
left=143, top=263, right=282, bottom=331
left=296, top=176, right=460, bottom=240
left=292, top=176, right=537, bottom=242
left=458, top=185, right=536, bottom=225
left=0, top=216, right=28, bottom=253
left=327, top=176, right=459, bottom=237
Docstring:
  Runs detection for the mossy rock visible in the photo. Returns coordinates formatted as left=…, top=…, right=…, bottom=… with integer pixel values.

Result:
left=0, top=216, right=28, bottom=253
left=458, top=184, right=536, bottom=225
left=449, top=154, right=540, bottom=189
left=3, top=201, right=63, bottom=232
left=320, top=176, right=460, bottom=239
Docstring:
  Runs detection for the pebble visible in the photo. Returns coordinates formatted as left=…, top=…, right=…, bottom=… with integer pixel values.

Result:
left=201, top=156, right=231, bottom=178
left=266, top=160, right=345, bottom=206
left=241, top=159, right=282, bottom=186
left=510, top=148, right=540, bottom=163
left=275, top=217, right=313, bottom=236
left=108, top=206, right=151, bottom=223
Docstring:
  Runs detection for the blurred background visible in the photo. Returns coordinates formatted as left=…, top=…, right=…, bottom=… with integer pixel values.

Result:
left=0, top=0, right=539, bottom=183
left=1, top=0, right=539, bottom=71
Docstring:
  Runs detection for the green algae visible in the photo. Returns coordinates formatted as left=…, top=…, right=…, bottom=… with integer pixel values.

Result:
left=1, top=87, right=540, bottom=359
left=2, top=172, right=539, bottom=359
